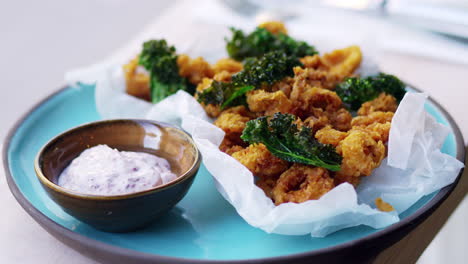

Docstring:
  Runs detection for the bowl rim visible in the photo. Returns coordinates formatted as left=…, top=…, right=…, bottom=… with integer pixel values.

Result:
left=33, top=118, right=201, bottom=200
left=3, top=85, right=466, bottom=263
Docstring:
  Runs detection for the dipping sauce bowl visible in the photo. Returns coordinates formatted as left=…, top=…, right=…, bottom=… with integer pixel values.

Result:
left=34, top=119, right=201, bottom=232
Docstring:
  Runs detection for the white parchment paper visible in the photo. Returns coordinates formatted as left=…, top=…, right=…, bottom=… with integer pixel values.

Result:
left=70, top=65, right=463, bottom=237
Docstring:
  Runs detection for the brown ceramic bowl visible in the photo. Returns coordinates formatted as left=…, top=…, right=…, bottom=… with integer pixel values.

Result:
left=34, top=119, right=201, bottom=232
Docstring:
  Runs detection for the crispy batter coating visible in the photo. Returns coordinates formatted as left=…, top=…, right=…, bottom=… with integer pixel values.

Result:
left=290, top=85, right=343, bottom=118
left=336, top=130, right=386, bottom=178
left=256, top=177, right=277, bottom=200
left=258, top=21, right=288, bottom=35
left=300, top=55, right=321, bottom=69
left=298, top=106, right=351, bottom=132
left=272, top=164, right=335, bottom=205
left=212, top=58, right=243, bottom=75
left=354, top=122, right=392, bottom=143
left=375, top=197, right=395, bottom=212
left=123, top=56, right=151, bottom=101
left=319, top=45, right=362, bottom=79
left=177, top=54, right=214, bottom=85
left=293, top=86, right=342, bottom=111
left=214, top=109, right=252, bottom=153
left=351, top=111, right=394, bottom=127
left=269, top=77, right=294, bottom=97
left=247, top=90, right=293, bottom=116
left=232, top=144, right=290, bottom=178
left=317, top=124, right=388, bottom=187
left=213, top=70, right=233, bottom=82
left=204, top=104, right=222, bottom=118
left=214, top=112, right=251, bottom=135
left=219, top=137, right=245, bottom=155
left=222, top=105, right=256, bottom=118
left=327, top=108, right=352, bottom=131
left=315, top=126, right=348, bottom=147
left=292, top=46, right=362, bottom=90
left=291, top=66, right=336, bottom=91
left=358, top=93, right=398, bottom=116
left=302, top=108, right=330, bottom=133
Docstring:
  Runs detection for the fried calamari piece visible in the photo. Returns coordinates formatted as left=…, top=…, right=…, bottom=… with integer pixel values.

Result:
left=214, top=112, right=251, bottom=135
left=232, top=143, right=290, bottom=178
left=336, top=130, right=386, bottom=178
left=272, top=164, right=335, bottom=205
left=292, top=86, right=343, bottom=111
left=292, top=46, right=362, bottom=90
left=204, top=104, right=222, bottom=118
left=367, top=122, right=391, bottom=143
left=351, top=111, right=394, bottom=127
left=212, top=58, right=243, bottom=75
left=319, top=45, right=362, bottom=80
left=219, top=137, right=245, bottom=155
left=291, top=66, right=336, bottom=91
left=290, top=85, right=343, bottom=118
left=123, top=56, right=151, bottom=101
left=177, top=54, right=214, bottom=85
left=258, top=21, right=288, bottom=35
left=316, top=124, right=389, bottom=185
left=215, top=106, right=255, bottom=152
left=222, top=105, right=256, bottom=118
left=269, top=77, right=294, bottom=97
left=217, top=107, right=250, bottom=152
left=300, top=106, right=351, bottom=132
left=327, top=108, right=352, bottom=131
left=358, top=93, right=398, bottom=116
left=213, top=71, right=233, bottom=82
left=302, top=108, right=330, bottom=133
left=300, top=55, right=321, bottom=69
left=195, top=78, right=221, bottom=117
left=353, top=122, right=392, bottom=143
left=315, top=126, right=348, bottom=147
left=246, top=90, right=293, bottom=116
left=256, top=177, right=277, bottom=199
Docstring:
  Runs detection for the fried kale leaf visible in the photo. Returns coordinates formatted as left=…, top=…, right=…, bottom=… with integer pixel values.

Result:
left=241, top=113, right=342, bottom=171
left=197, top=51, right=301, bottom=109
left=138, top=39, right=190, bottom=103
left=226, top=27, right=318, bottom=61
left=335, top=73, right=406, bottom=111
left=196, top=81, right=255, bottom=108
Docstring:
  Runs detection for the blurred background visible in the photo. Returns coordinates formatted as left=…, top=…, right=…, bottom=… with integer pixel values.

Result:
left=0, top=0, right=466, bottom=263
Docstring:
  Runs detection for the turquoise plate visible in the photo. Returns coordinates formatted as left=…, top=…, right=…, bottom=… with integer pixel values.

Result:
left=3, top=84, right=465, bottom=263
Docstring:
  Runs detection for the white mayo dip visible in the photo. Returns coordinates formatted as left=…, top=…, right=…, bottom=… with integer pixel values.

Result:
left=58, top=145, right=177, bottom=196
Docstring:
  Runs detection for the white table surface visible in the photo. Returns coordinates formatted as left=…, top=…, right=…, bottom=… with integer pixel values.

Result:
left=1, top=0, right=467, bottom=263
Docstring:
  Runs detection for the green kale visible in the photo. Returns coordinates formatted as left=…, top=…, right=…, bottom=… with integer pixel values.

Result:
left=196, top=80, right=226, bottom=106
left=233, top=51, right=300, bottom=87
left=196, top=81, right=255, bottom=109
left=138, top=39, right=190, bottom=103
left=241, top=113, right=342, bottom=171
left=335, top=73, right=406, bottom=111
left=139, top=39, right=176, bottom=70
left=226, top=27, right=318, bottom=61
left=197, top=51, right=301, bottom=109
left=221, top=85, right=255, bottom=109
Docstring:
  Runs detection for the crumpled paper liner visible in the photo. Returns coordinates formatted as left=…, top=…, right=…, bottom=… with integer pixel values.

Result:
left=80, top=65, right=463, bottom=237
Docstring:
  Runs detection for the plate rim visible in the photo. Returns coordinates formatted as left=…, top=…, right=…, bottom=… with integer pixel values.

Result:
left=3, top=85, right=466, bottom=264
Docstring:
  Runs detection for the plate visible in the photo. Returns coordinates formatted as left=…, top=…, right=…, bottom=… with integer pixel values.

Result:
left=3, top=83, right=465, bottom=263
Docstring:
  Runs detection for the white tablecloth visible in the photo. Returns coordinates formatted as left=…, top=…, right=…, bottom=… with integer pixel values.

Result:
left=1, top=0, right=467, bottom=263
